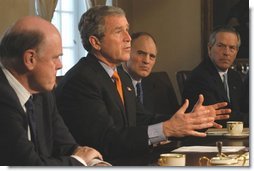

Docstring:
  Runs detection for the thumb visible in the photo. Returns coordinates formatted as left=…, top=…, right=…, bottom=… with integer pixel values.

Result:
left=177, top=99, right=189, bottom=114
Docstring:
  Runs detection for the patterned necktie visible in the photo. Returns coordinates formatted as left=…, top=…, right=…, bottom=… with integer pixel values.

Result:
left=25, top=96, right=37, bottom=149
left=223, top=73, right=230, bottom=101
left=136, top=82, right=143, bottom=104
left=112, top=71, right=124, bottom=104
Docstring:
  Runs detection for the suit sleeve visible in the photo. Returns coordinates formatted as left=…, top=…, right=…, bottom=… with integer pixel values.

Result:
left=0, top=90, right=83, bottom=166
left=56, top=74, right=150, bottom=158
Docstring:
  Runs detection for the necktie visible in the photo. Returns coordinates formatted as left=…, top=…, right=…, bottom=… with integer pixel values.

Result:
left=223, top=73, right=230, bottom=101
left=112, top=71, right=124, bottom=104
left=25, top=96, right=37, bottom=148
left=136, top=82, right=143, bottom=104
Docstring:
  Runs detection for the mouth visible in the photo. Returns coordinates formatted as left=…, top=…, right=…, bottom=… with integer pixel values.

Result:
left=124, top=46, right=131, bottom=51
left=139, top=66, right=149, bottom=71
left=220, top=59, right=230, bottom=64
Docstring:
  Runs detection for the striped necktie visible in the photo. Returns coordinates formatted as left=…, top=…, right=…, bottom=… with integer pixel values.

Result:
left=223, top=73, right=230, bottom=101
left=136, top=82, right=143, bottom=104
left=25, top=96, right=38, bottom=150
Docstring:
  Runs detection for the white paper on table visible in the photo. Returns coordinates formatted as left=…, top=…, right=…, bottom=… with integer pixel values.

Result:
left=172, top=146, right=246, bottom=153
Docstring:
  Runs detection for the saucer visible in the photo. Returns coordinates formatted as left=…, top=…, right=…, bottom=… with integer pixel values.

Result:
left=224, top=133, right=249, bottom=139
left=210, top=157, right=238, bottom=165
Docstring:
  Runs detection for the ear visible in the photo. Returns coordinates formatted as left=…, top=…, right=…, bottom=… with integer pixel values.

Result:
left=207, top=44, right=212, bottom=56
left=89, top=36, right=101, bottom=51
left=23, top=49, right=36, bottom=70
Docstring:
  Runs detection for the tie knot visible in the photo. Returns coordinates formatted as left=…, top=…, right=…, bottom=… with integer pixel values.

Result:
left=25, top=96, right=34, bottom=111
left=136, top=82, right=142, bottom=91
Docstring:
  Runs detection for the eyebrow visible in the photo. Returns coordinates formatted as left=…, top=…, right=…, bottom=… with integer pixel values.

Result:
left=137, top=50, right=156, bottom=57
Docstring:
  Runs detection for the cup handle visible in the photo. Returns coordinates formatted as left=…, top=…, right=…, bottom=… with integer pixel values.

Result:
left=199, top=156, right=210, bottom=166
left=238, top=155, right=247, bottom=166
left=158, top=158, right=163, bottom=166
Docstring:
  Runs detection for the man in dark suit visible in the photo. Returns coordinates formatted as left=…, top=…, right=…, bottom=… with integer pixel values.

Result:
left=182, top=26, right=248, bottom=127
left=0, top=16, right=106, bottom=166
left=122, top=32, right=179, bottom=117
left=55, top=6, right=231, bottom=163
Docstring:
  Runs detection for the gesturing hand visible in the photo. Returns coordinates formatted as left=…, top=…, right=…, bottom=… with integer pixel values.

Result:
left=192, top=94, right=231, bottom=128
left=163, top=99, right=215, bottom=138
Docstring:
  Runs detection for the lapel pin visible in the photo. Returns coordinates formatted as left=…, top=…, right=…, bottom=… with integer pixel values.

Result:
left=127, top=87, right=132, bottom=91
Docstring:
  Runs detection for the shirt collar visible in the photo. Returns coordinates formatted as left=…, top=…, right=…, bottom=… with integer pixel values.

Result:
left=98, top=60, right=116, bottom=78
left=121, top=65, right=141, bottom=95
left=217, top=68, right=228, bottom=81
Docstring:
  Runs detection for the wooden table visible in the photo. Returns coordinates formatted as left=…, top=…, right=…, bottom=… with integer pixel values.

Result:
left=110, top=129, right=249, bottom=166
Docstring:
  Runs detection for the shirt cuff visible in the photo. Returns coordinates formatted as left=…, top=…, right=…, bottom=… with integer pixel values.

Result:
left=148, top=122, right=167, bottom=145
left=87, top=158, right=112, bottom=166
left=71, top=155, right=87, bottom=166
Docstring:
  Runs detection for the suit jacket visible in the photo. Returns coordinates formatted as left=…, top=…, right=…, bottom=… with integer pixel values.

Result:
left=142, top=72, right=179, bottom=117
left=0, top=69, right=82, bottom=166
left=55, top=54, right=167, bottom=161
left=182, top=57, right=247, bottom=127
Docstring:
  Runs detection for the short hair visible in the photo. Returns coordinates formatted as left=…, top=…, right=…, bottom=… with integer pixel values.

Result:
left=78, top=5, right=126, bottom=52
left=0, top=28, right=43, bottom=66
left=208, top=25, right=241, bottom=48
left=131, top=32, right=157, bottom=46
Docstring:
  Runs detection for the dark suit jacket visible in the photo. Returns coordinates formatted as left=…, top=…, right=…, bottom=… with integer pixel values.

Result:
left=0, top=69, right=82, bottom=166
left=55, top=54, right=168, bottom=161
left=142, top=72, right=179, bottom=117
left=182, top=57, right=247, bottom=127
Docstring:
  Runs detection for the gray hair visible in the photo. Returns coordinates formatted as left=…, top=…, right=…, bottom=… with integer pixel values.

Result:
left=78, top=5, right=126, bottom=52
left=208, top=25, right=241, bottom=48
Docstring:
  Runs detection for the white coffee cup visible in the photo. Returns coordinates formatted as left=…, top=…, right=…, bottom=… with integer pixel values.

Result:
left=227, top=121, right=243, bottom=135
left=158, top=153, right=185, bottom=166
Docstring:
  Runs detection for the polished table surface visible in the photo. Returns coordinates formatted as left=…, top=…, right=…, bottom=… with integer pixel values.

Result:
left=110, top=128, right=249, bottom=166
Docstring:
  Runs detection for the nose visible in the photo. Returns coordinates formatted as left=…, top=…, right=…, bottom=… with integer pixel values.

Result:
left=124, top=31, right=131, bottom=42
left=223, top=46, right=231, bottom=55
left=56, top=58, right=63, bottom=70
left=143, top=55, right=150, bottom=64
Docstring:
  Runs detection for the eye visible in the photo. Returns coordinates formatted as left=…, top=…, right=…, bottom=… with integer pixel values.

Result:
left=150, top=55, right=156, bottom=60
left=230, top=46, right=237, bottom=51
left=137, top=51, right=146, bottom=56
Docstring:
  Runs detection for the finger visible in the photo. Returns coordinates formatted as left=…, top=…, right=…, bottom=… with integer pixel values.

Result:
left=213, top=122, right=223, bottom=128
left=187, top=130, right=207, bottom=137
left=187, top=109, right=211, bottom=118
left=208, top=102, right=228, bottom=109
left=192, top=94, right=204, bottom=111
left=97, top=152, right=103, bottom=160
left=177, top=99, right=189, bottom=113
left=215, top=108, right=231, bottom=115
left=215, top=114, right=230, bottom=120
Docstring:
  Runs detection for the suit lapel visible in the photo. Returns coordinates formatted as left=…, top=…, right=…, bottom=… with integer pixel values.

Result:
left=227, top=70, right=238, bottom=105
left=86, top=55, right=127, bottom=122
left=118, top=66, right=136, bottom=126
left=0, top=69, right=28, bottom=124
left=142, top=77, right=155, bottom=110
left=206, top=58, right=229, bottom=102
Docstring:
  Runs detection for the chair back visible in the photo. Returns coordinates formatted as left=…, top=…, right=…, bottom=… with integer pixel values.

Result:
left=142, top=71, right=179, bottom=116
left=176, top=70, right=191, bottom=96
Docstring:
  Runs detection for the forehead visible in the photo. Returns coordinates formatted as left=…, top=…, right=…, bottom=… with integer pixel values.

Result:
left=215, top=32, right=238, bottom=43
left=104, top=15, right=129, bottom=29
left=133, top=36, right=157, bottom=51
